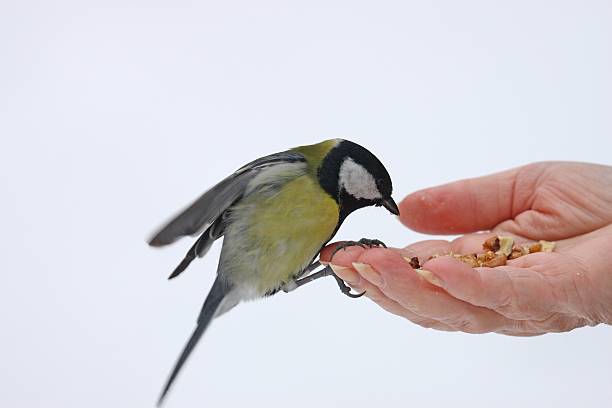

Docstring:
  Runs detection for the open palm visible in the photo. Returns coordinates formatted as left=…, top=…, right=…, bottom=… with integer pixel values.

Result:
left=320, top=162, right=612, bottom=335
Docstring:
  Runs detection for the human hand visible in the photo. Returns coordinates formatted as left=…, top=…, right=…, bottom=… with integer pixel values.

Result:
left=321, top=162, right=612, bottom=335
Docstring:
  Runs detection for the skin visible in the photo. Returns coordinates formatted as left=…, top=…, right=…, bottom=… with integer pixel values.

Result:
left=320, top=162, right=612, bottom=336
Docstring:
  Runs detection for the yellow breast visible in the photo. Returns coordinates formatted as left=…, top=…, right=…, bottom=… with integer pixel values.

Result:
left=225, top=175, right=339, bottom=296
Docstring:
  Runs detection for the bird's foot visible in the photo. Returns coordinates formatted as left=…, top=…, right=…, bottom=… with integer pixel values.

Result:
left=288, top=239, right=387, bottom=298
left=289, top=265, right=364, bottom=298
left=330, top=238, right=387, bottom=260
left=332, top=273, right=365, bottom=298
left=328, top=238, right=387, bottom=298
left=287, top=266, right=333, bottom=292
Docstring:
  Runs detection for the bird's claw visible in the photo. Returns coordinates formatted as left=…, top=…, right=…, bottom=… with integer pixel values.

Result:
left=332, top=273, right=366, bottom=298
left=328, top=238, right=387, bottom=298
left=292, top=238, right=386, bottom=299
left=344, top=287, right=367, bottom=299
left=330, top=238, right=388, bottom=261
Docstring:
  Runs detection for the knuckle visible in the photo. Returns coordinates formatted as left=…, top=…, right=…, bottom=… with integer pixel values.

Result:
left=443, top=313, right=486, bottom=333
left=507, top=319, right=537, bottom=334
left=495, top=290, right=515, bottom=313
left=568, top=256, right=610, bottom=324
left=493, top=270, right=551, bottom=320
left=408, top=317, right=441, bottom=330
left=513, top=313, right=587, bottom=334
left=365, top=290, right=383, bottom=302
left=461, top=322, right=491, bottom=334
left=539, top=314, right=587, bottom=333
left=410, top=318, right=433, bottom=328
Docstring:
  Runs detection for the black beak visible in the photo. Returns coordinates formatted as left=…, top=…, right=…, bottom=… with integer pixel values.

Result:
left=381, top=197, right=400, bottom=215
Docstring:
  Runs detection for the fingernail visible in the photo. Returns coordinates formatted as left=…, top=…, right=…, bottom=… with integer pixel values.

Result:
left=349, top=281, right=363, bottom=292
left=329, top=263, right=350, bottom=273
left=329, top=263, right=361, bottom=285
left=352, top=262, right=384, bottom=287
left=414, top=268, right=445, bottom=288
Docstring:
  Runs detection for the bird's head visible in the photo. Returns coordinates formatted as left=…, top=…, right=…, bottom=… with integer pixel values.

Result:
left=315, top=139, right=399, bottom=219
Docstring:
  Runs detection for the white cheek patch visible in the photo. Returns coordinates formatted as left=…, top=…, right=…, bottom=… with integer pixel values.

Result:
left=338, top=158, right=382, bottom=200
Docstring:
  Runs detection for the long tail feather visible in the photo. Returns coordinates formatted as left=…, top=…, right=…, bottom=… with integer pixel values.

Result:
left=157, top=278, right=230, bottom=405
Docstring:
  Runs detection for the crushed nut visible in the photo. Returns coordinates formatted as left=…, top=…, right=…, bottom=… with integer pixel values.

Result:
left=477, top=251, right=497, bottom=264
left=497, top=236, right=514, bottom=257
left=431, top=235, right=556, bottom=268
left=508, top=248, right=524, bottom=260
left=458, top=254, right=480, bottom=268
left=528, top=242, right=543, bottom=253
left=540, top=240, right=556, bottom=252
left=408, top=256, right=421, bottom=269
left=483, top=236, right=501, bottom=252
left=481, top=253, right=507, bottom=267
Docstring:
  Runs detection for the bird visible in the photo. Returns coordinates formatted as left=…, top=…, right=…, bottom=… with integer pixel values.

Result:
left=149, top=138, right=399, bottom=405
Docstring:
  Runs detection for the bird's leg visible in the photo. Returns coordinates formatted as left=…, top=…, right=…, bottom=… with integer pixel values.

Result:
left=301, top=260, right=322, bottom=277
left=286, top=265, right=365, bottom=298
left=326, top=238, right=388, bottom=298
left=283, top=266, right=333, bottom=292
left=281, top=261, right=321, bottom=292
left=282, top=238, right=387, bottom=298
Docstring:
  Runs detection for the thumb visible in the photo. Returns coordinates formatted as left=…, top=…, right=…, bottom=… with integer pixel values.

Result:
left=398, top=164, right=544, bottom=236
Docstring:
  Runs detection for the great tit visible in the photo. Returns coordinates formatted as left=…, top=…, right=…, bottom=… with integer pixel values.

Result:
left=149, top=138, right=399, bottom=404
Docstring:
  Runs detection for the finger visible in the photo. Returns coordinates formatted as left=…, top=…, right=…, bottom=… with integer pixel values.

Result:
left=319, top=243, right=366, bottom=265
left=505, top=250, right=601, bottom=322
left=352, top=248, right=513, bottom=334
left=398, top=164, right=544, bottom=235
left=344, top=275, right=456, bottom=332
left=422, top=256, right=559, bottom=321
left=327, top=253, right=456, bottom=331
left=322, top=240, right=451, bottom=268
left=450, top=233, right=498, bottom=254
left=493, top=163, right=612, bottom=240
left=495, top=313, right=590, bottom=336
left=494, top=212, right=568, bottom=241
left=495, top=330, right=545, bottom=337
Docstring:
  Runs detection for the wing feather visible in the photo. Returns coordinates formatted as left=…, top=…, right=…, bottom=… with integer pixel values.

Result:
left=148, top=151, right=305, bottom=247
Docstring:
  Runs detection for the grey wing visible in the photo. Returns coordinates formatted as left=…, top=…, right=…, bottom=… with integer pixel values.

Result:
left=148, top=150, right=306, bottom=247
left=165, top=215, right=227, bottom=279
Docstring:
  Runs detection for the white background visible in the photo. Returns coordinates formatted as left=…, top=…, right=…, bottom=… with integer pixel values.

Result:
left=1, top=1, right=611, bottom=407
